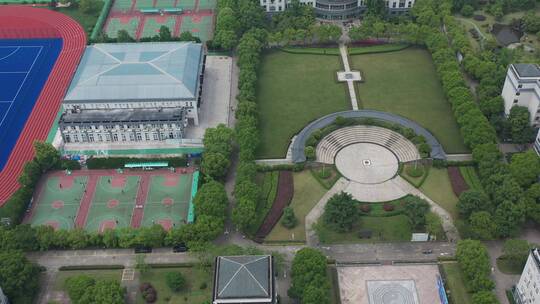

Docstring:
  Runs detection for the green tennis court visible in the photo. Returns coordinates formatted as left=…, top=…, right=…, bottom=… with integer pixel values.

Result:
left=105, top=17, right=139, bottom=38
left=141, top=173, right=193, bottom=230
left=112, top=0, right=133, bottom=11
left=155, top=0, right=176, bottom=8
left=197, top=0, right=216, bottom=10
left=84, top=175, right=140, bottom=232
left=29, top=176, right=88, bottom=230
left=135, top=0, right=155, bottom=9
left=176, top=0, right=196, bottom=10
left=142, top=16, right=176, bottom=37
left=180, top=15, right=213, bottom=41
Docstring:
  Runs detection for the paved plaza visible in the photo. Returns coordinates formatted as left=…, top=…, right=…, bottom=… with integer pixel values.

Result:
left=335, top=143, right=398, bottom=184
left=337, top=264, right=442, bottom=304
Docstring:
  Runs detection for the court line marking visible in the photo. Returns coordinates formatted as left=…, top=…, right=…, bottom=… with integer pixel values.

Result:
left=0, top=47, right=20, bottom=61
left=0, top=46, right=43, bottom=127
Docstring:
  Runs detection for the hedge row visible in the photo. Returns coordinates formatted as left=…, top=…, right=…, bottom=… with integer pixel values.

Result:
left=59, top=265, right=124, bottom=271
left=86, top=156, right=187, bottom=169
left=456, top=240, right=498, bottom=303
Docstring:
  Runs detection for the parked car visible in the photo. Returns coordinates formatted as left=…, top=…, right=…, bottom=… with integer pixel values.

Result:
left=173, top=243, right=188, bottom=253
left=134, top=246, right=152, bottom=254
left=422, top=249, right=433, bottom=254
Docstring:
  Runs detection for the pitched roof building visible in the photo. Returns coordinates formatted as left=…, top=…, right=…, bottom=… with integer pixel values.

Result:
left=213, top=255, right=276, bottom=304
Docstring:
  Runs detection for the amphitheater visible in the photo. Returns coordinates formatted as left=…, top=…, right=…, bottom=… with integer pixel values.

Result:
left=315, top=125, right=421, bottom=202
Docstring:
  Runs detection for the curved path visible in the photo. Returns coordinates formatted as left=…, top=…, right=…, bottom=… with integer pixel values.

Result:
left=0, top=7, right=86, bottom=205
left=291, top=110, right=446, bottom=163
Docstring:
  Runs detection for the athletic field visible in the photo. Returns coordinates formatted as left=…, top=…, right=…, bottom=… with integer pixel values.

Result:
left=25, top=168, right=198, bottom=232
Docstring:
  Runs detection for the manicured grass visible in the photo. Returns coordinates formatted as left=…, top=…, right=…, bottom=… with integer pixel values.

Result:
left=51, top=6, right=103, bottom=38
left=459, top=166, right=484, bottom=192
left=497, top=257, right=524, bottom=275
left=136, top=267, right=212, bottom=304
left=53, top=269, right=122, bottom=291
left=316, top=215, right=412, bottom=244
left=420, top=168, right=460, bottom=220
left=265, top=170, right=326, bottom=242
left=256, top=50, right=350, bottom=158
left=442, top=262, right=473, bottom=304
left=310, top=165, right=341, bottom=190
left=400, top=162, right=429, bottom=188
left=281, top=47, right=341, bottom=55
left=350, top=48, right=468, bottom=153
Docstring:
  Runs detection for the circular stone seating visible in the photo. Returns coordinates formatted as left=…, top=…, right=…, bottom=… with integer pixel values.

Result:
left=315, top=125, right=420, bottom=164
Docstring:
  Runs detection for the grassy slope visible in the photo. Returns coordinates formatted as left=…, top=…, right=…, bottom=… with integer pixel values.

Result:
left=266, top=170, right=326, bottom=242
left=350, top=48, right=468, bottom=153
left=136, top=267, right=212, bottom=304
left=442, top=262, right=473, bottom=304
left=420, top=168, right=460, bottom=220
left=256, top=51, right=350, bottom=158
left=316, top=215, right=412, bottom=244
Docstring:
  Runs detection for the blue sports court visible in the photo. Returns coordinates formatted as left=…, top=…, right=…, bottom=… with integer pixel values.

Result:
left=0, top=38, right=62, bottom=171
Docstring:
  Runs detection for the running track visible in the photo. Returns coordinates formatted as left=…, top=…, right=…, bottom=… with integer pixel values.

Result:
left=0, top=7, right=86, bottom=205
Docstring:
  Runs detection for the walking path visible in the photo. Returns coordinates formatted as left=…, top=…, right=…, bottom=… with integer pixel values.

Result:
left=446, top=153, right=473, bottom=161
left=338, top=44, right=359, bottom=110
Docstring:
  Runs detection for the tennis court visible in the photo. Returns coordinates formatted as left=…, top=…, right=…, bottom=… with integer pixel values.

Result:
left=105, top=16, right=140, bottom=38
left=85, top=175, right=140, bottom=232
left=141, top=171, right=193, bottom=230
left=0, top=39, right=61, bottom=171
left=28, top=175, right=88, bottom=230
left=180, top=14, right=213, bottom=41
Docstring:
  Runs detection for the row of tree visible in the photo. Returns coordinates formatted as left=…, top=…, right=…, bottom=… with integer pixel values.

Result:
left=66, top=275, right=125, bottom=304
left=201, top=124, right=234, bottom=180
left=93, top=27, right=201, bottom=44
left=289, top=248, right=331, bottom=304
left=455, top=240, right=499, bottom=304
left=413, top=0, right=537, bottom=239
left=0, top=250, right=41, bottom=303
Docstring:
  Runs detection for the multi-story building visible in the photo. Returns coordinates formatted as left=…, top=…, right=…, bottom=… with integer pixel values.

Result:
left=502, top=63, right=540, bottom=127
left=60, top=42, right=204, bottom=147
left=260, top=0, right=415, bottom=20
left=535, top=130, right=540, bottom=156
left=212, top=255, right=276, bottom=304
left=514, top=248, right=540, bottom=304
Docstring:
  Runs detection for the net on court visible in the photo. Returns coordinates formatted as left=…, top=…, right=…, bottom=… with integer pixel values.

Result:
left=180, top=14, right=213, bottom=41
left=112, top=0, right=134, bottom=11
left=141, top=173, right=193, bottom=230
left=29, top=176, right=88, bottom=230
left=105, top=17, right=140, bottom=38
left=84, top=175, right=140, bottom=232
left=141, top=16, right=176, bottom=38
left=197, top=0, right=216, bottom=10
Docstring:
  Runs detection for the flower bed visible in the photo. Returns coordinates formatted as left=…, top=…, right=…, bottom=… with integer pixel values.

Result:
left=448, top=166, right=469, bottom=197
left=254, top=171, right=294, bottom=242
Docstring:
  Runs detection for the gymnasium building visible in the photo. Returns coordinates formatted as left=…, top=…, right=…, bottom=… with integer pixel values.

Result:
left=59, top=41, right=205, bottom=147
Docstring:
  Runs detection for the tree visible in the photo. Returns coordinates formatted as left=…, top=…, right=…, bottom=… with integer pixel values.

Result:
left=456, top=240, right=494, bottom=292
left=403, top=196, right=430, bottom=229
left=510, top=150, right=540, bottom=188
left=281, top=206, right=298, bottom=229
left=202, top=152, right=230, bottom=180
left=66, top=275, right=95, bottom=304
left=232, top=198, right=256, bottom=231
left=289, top=248, right=329, bottom=302
left=214, top=29, right=238, bottom=50
left=458, top=190, right=491, bottom=218
left=79, top=0, right=102, bottom=14
left=159, top=25, right=172, bottom=41
left=194, top=181, right=228, bottom=218
left=494, top=200, right=525, bottom=237
left=472, top=291, right=500, bottom=304
left=135, top=225, right=166, bottom=248
left=33, top=141, right=60, bottom=172
left=0, top=250, right=41, bottom=303
left=366, top=0, right=386, bottom=18
left=523, top=11, right=540, bottom=33
left=425, top=213, right=443, bottom=239
left=469, top=211, right=496, bottom=240
left=18, top=160, right=42, bottom=187
left=179, top=31, right=201, bottom=42
left=323, top=192, right=359, bottom=232
left=460, top=4, right=474, bottom=17
left=165, top=271, right=186, bottom=291
left=508, top=106, right=535, bottom=144
left=78, top=279, right=125, bottom=304
left=203, top=124, right=234, bottom=157
left=303, top=284, right=330, bottom=304
left=502, top=239, right=530, bottom=269
left=116, top=30, right=134, bottom=43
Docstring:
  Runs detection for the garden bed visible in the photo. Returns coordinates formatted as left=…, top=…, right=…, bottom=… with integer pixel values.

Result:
left=448, top=166, right=469, bottom=196
left=255, top=171, right=294, bottom=242
left=400, top=162, right=430, bottom=188
left=310, top=165, right=341, bottom=189
left=459, top=166, right=483, bottom=192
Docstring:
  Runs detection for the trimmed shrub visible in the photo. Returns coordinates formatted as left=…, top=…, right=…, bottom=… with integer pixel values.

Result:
left=165, top=272, right=186, bottom=292
left=406, top=164, right=424, bottom=178
left=304, top=146, right=316, bottom=160
left=359, top=204, right=371, bottom=213
left=383, top=203, right=395, bottom=212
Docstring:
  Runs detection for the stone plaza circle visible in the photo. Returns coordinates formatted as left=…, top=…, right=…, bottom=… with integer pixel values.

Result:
left=335, top=143, right=399, bottom=184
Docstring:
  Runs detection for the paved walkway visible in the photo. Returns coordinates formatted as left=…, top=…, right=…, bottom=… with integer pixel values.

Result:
left=338, top=44, right=359, bottom=110
left=446, top=154, right=473, bottom=162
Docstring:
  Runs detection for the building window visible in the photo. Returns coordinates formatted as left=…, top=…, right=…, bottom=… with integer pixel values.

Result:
left=153, top=133, right=159, bottom=140
left=514, top=99, right=518, bottom=104
left=121, top=134, right=126, bottom=141
left=136, top=133, right=142, bottom=141
left=129, top=133, right=135, bottom=141
left=145, top=133, right=150, bottom=141
left=73, top=135, right=79, bottom=143
left=88, top=134, right=94, bottom=142
left=169, top=132, right=174, bottom=139
left=516, top=92, right=520, bottom=96
left=113, top=134, right=118, bottom=142
left=392, top=2, right=396, bottom=7
left=105, top=134, right=111, bottom=142
left=65, top=134, right=71, bottom=143
left=81, top=134, right=87, bottom=142
left=98, top=134, right=102, bottom=142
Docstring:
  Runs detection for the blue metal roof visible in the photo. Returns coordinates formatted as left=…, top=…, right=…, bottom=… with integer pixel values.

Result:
left=64, top=42, right=203, bottom=102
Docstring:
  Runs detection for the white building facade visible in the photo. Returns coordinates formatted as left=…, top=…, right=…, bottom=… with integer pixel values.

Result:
left=60, top=42, right=205, bottom=147
left=261, top=0, right=415, bottom=19
left=514, top=248, right=540, bottom=304
left=0, top=287, right=8, bottom=304
left=502, top=64, right=540, bottom=127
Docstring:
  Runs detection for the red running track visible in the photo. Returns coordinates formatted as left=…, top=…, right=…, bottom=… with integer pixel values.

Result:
left=0, top=7, right=86, bottom=205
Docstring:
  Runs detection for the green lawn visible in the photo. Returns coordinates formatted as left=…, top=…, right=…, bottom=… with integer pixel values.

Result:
left=497, top=257, right=524, bottom=275
left=316, top=215, right=412, bottom=244
left=136, top=267, right=212, bottom=304
left=420, top=168, right=460, bottom=220
left=53, top=270, right=122, bottom=291
left=350, top=48, right=468, bottom=153
left=265, top=170, right=327, bottom=243
left=442, top=262, right=472, bottom=304
left=51, top=6, right=103, bottom=38
left=256, top=50, right=351, bottom=158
